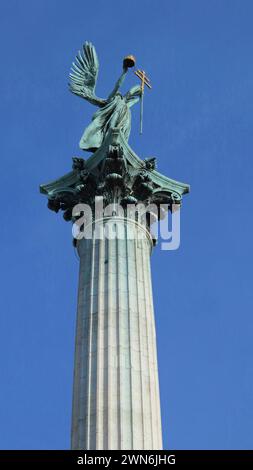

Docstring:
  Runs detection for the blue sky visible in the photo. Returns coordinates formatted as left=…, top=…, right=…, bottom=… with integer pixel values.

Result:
left=1, top=0, right=253, bottom=450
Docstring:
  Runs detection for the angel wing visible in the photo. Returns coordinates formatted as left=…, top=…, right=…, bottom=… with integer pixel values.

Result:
left=69, top=42, right=106, bottom=107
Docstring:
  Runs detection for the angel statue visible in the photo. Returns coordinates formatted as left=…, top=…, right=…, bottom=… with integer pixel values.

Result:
left=69, top=42, right=141, bottom=152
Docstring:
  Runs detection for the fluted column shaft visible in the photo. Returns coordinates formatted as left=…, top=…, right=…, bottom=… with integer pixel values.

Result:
left=71, top=217, right=162, bottom=450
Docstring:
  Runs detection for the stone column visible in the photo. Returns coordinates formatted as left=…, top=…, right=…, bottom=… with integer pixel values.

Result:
left=40, top=129, right=189, bottom=450
left=71, top=216, right=163, bottom=450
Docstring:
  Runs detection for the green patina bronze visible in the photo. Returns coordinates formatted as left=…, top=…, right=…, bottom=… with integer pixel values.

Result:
left=69, top=42, right=141, bottom=152
left=40, top=41, right=189, bottom=224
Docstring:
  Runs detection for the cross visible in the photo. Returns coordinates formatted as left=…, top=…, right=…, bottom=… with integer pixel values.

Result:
left=134, top=69, right=152, bottom=135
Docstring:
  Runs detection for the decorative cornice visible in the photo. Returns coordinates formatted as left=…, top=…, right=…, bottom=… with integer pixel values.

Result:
left=40, top=128, right=190, bottom=222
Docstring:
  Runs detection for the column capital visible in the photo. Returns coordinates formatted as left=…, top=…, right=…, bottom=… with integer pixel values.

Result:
left=40, top=128, right=189, bottom=224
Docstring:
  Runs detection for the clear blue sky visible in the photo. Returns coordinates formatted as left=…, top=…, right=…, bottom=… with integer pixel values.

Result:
left=1, top=0, right=253, bottom=450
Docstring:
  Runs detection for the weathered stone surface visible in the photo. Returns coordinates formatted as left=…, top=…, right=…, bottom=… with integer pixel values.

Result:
left=71, top=218, right=163, bottom=450
left=40, top=129, right=189, bottom=450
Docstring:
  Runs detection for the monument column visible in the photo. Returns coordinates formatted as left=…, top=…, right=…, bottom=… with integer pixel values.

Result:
left=40, top=36, right=189, bottom=451
left=71, top=217, right=162, bottom=450
left=40, top=128, right=189, bottom=449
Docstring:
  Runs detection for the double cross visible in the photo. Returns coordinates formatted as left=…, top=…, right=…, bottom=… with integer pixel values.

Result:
left=134, top=69, right=152, bottom=135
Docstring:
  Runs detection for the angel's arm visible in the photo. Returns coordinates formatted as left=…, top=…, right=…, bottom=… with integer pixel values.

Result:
left=125, top=85, right=142, bottom=107
left=107, top=67, right=128, bottom=101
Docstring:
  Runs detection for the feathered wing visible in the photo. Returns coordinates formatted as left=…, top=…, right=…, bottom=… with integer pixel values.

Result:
left=69, top=42, right=106, bottom=107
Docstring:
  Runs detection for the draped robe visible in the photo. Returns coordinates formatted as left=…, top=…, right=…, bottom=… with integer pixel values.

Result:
left=79, top=85, right=141, bottom=152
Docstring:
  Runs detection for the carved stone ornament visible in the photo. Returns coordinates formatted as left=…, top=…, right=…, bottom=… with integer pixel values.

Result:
left=40, top=128, right=189, bottom=226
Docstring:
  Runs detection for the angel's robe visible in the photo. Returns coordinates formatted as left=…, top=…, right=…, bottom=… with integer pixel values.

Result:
left=79, top=85, right=141, bottom=152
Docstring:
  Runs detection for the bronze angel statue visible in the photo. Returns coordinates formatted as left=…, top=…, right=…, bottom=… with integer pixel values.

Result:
left=69, top=42, right=141, bottom=152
